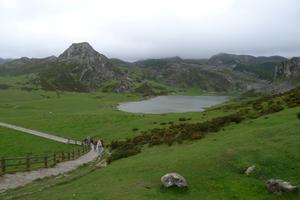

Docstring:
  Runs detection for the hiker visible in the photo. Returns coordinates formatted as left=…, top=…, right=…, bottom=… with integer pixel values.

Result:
left=97, top=139, right=104, bottom=154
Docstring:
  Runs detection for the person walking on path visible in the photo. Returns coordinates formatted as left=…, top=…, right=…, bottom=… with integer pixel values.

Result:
left=96, top=138, right=104, bottom=155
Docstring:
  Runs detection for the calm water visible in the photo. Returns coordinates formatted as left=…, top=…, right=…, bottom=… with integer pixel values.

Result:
left=118, top=95, right=228, bottom=114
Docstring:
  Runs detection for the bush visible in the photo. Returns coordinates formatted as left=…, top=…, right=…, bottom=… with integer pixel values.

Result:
left=107, top=146, right=141, bottom=164
left=0, top=84, right=9, bottom=90
left=179, top=117, right=187, bottom=121
left=132, top=128, right=139, bottom=132
left=297, top=113, right=300, bottom=120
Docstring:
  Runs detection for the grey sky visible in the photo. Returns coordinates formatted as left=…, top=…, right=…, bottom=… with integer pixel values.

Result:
left=0, top=0, right=300, bottom=61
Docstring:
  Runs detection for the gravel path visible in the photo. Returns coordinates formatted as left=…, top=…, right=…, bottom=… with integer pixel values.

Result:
left=0, top=150, right=99, bottom=191
left=0, top=122, right=82, bottom=145
left=0, top=121, right=99, bottom=191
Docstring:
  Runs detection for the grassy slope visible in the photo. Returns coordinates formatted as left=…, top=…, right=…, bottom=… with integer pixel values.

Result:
left=5, top=106, right=300, bottom=200
left=0, top=127, right=75, bottom=157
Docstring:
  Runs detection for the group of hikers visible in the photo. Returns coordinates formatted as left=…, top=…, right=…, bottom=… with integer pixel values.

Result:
left=83, top=136, right=105, bottom=155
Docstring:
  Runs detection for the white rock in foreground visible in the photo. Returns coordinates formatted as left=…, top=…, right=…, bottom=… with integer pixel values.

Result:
left=266, top=179, right=297, bottom=193
left=161, top=173, right=187, bottom=188
left=245, top=165, right=256, bottom=176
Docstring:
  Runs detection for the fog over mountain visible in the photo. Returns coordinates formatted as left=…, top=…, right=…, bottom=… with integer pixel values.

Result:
left=0, top=0, right=300, bottom=61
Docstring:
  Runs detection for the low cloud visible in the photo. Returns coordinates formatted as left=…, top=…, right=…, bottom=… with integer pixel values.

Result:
left=0, top=0, right=299, bottom=60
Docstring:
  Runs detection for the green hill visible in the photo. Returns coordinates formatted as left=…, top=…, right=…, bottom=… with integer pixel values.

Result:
left=2, top=87, right=300, bottom=200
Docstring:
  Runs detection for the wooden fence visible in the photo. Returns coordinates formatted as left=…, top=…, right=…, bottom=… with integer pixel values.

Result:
left=0, top=145, right=90, bottom=175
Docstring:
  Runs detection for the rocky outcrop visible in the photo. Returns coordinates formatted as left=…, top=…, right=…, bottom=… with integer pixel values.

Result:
left=266, top=179, right=297, bottom=193
left=245, top=165, right=256, bottom=176
left=161, top=173, right=188, bottom=188
left=275, top=57, right=300, bottom=79
left=58, top=42, right=115, bottom=83
left=37, top=42, right=132, bottom=92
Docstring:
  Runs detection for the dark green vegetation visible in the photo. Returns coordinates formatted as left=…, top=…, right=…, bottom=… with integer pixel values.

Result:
left=234, top=62, right=276, bottom=80
left=38, top=62, right=91, bottom=92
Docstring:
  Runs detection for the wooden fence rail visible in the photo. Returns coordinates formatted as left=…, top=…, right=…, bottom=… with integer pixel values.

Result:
left=0, top=144, right=90, bottom=175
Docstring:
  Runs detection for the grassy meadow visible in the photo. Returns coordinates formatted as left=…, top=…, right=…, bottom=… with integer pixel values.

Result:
left=0, top=84, right=225, bottom=144
left=2, top=105, right=300, bottom=199
left=0, top=127, right=75, bottom=157
left=1, top=75, right=300, bottom=199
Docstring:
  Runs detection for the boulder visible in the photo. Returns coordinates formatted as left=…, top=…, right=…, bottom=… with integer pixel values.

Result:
left=266, top=179, right=297, bottom=193
left=245, top=165, right=256, bottom=176
left=161, top=173, right=187, bottom=188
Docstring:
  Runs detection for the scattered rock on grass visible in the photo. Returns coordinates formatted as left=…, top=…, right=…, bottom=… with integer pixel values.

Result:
left=266, top=179, right=297, bottom=193
left=245, top=165, right=256, bottom=176
left=161, top=173, right=187, bottom=188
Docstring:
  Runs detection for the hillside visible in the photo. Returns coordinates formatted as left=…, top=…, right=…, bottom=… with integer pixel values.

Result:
left=2, top=87, right=300, bottom=200
left=275, top=57, right=300, bottom=80
left=1, top=45, right=298, bottom=94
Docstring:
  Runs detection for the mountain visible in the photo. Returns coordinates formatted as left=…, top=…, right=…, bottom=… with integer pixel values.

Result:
left=1, top=44, right=292, bottom=94
left=275, top=57, right=300, bottom=79
left=0, top=56, right=58, bottom=75
left=206, top=53, right=287, bottom=80
left=133, top=57, right=183, bottom=68
left=57, top=42, right=116, bottom=84
left=208, top=53, right=287, bottom=66
left=124, top=60, right=266, bottom=92
left=0, top=58, right=12, bottom=64
left=37, top=42, right=130, bottom=92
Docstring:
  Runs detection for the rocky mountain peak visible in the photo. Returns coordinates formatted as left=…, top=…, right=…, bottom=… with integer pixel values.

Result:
left=275, top=57, right=300, bottom=79
left=59, top=42, right=104, bottom=60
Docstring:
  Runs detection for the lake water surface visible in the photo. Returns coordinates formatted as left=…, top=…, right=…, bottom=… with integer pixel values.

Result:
left=118, top=95, right=228, bottom=114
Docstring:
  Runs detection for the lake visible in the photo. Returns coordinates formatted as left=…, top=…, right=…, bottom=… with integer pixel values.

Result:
left=118, top=95, right=228, bottom=114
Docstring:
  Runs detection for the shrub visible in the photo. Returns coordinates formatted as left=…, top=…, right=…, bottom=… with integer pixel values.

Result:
left=0, top=84, right=9, bottom=90
left=107, top=146, right=141, bottom=164
left=179, top=117, right=187, bottom=122
left=297, top=113, right=300, bottom=120
left=132, top=128, right=139, bottom=132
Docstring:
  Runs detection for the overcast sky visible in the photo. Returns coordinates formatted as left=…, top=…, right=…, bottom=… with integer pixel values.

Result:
left=0, top=0, right=300, bottom=61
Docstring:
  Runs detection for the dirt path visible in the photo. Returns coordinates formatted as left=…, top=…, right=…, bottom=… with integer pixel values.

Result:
left=0, top=122, right=81, bottom=145
left=0, top=149, right=99, bottom=191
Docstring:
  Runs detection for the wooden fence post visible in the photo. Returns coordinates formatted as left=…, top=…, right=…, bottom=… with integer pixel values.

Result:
left=1, top=157, right=5, bottom=173
left=53, top=152, right=56, bottom=165
left=61, top=151, right=65, bottom=161
left=72, top=150, right=75, bottom=160
left=68, top=152, right=70, bottom=160
left=44, top=154, right=48, bottom=168
left=77, top=149, right=80, bottom=158
left=26, top=154, right=30, bottom=170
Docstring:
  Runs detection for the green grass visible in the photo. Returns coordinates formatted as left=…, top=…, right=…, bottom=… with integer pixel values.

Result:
left=0, top=127, right=75, bottom=157
left=3, top=106, right=300, bottom=199
left=2, top=76, right=299, bottom=199
left=0, top=88, right=222, bottom=143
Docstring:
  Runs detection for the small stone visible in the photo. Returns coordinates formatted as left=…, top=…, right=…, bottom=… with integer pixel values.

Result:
left=266, top=179, right=297, bottom=193
left=161, top=173, right=187, bottom=188
left=245, top=165, right=256, bottom=176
